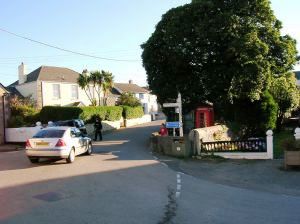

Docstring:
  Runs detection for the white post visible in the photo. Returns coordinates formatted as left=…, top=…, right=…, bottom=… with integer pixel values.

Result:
left=294, top=128, right=300, bottom=140
left=177, top=93, right=183, bottom=137
left=266, top=130, right=273, bottom=159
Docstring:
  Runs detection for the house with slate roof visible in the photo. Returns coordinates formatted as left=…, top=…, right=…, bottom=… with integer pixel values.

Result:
left=8, top=63, right=98, bottom=108
left=113, top=80, right=158, bottom=114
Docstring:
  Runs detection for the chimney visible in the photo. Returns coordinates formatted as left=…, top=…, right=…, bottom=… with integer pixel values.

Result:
left=18, top=62, right=27, bottom=85
left=129, top=80, right=133, bottom=84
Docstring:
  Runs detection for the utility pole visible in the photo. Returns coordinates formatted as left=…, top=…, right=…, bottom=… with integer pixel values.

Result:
left=177, top=93, right=183, bottom=137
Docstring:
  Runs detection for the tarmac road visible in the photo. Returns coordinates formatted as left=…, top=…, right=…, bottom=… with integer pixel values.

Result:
left=0, top=120, right=299, bottom=224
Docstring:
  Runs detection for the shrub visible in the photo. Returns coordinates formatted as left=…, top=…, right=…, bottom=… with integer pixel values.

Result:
left=122, top=106, right=144, bottom=119
left=39, top=106, right=123, bottom=124
left=39, top=106, right=83, bottom=123
left=7, top=116, right=26, bottom=128
left=117, top=92, right=141, bottom=107
left=80, top=106, right=107, bottom=123
left=281, top=139, right=300, bottom=151
left=106, top=106, right=123, bottom=121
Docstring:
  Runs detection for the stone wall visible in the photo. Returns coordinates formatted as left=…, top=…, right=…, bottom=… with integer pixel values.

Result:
left=85, top=120, right=122, bottom=136
left=124, top=114, right=151, bottom=127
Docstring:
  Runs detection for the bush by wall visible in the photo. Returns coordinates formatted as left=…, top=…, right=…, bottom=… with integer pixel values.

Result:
left=105, top=106, right=123, bottom=121
left=39, top=106, right=83, bottom=123
left=39, top=106, right=124, bottom=124
left=122, top=106, right=144, bottom=119
left=8, top=105, right=40, bottom=127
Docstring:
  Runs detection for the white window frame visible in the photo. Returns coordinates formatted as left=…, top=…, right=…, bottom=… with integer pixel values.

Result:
left=71, top=85, right=79, bottom=99
left=52, top=84, right=61, bottom=99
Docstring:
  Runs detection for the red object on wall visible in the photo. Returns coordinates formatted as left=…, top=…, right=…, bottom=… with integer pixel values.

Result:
left=194, top=106, right=214, bottom=128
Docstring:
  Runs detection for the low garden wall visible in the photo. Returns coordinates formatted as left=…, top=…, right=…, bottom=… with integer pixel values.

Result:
left=6, top=126, right=43, bottom=143
left=189, top=126, right=274, bottom=160
left=85, top=119, right=122, bottom=136
left=124, top=114, right=152, bottom=127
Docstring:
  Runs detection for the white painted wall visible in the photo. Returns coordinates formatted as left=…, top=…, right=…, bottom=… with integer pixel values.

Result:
left=42, top=81, right=103, bottom=106
left=16, top=81, right=37, bottom=100
left=124, top=114, right=152, bottom=127
left=136, top=93, right=158, bottom=114
left=6, top=127, right=43, bottom=142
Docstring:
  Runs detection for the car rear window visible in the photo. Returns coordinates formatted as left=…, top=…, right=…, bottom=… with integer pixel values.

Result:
left=33, top=129, right=66, bottom=138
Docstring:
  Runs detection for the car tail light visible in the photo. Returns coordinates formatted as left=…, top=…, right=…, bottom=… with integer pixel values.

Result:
left=55, top=139, right=66, bottom=147
left=25, top=140, right=32, bottom=148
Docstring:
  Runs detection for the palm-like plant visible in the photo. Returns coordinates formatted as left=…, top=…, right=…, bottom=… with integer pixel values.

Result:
left=102, top=70, right=114, bottom=105
left=78, top=71, right=96, bottom=105
left=90, top=71, right=104, bottom=105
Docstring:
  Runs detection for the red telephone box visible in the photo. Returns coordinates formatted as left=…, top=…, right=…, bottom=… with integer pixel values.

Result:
left=194, top=106, right=214, bottom=128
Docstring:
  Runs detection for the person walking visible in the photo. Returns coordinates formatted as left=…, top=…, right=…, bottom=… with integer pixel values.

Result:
left=94, top=117, right=103, bottom=141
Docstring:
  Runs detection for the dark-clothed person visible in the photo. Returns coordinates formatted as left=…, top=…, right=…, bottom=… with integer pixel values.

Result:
left=94, top=117, right=103, bottom=141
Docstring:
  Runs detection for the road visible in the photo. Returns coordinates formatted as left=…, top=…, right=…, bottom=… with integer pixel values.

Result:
left=0, top=120, right=300, bottom=224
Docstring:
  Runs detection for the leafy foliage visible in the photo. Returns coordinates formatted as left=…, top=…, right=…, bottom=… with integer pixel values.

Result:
left=117, top=92, right=141, bottom=107
left=122, top=106, right=144, bottom=119
left=269, top=72, right=300, bottom=129
left=77, top=69, right=114, bottom=106
left=39, top=106, right=123, bottom=124
left=8, top=95, right=40, bottom=127
left=142, top=0, right=298, bottom=135
left=40, top=106, right=83, bottom=123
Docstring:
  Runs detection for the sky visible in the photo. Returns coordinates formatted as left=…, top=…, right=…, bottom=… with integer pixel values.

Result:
left=0, top=0, right=299, bottom=87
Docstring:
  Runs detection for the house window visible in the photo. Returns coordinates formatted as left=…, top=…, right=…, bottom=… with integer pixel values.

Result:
left=52, top=84, right=60, bottom=99
left=71, top=85, right=78, bottom=99
left=139, top=93, right=144, bottom=99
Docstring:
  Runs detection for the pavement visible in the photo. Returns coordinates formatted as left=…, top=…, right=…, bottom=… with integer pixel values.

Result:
left=0, top=120, right=300, bottom=224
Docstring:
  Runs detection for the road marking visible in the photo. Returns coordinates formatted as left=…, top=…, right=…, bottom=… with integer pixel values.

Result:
left=161, top=162, right=168, bottom=167
left=177, top=184, right=181, bottom=191
left=176, top=172, right=182, bottom=198
left=153, top=156, right=158, bottom=160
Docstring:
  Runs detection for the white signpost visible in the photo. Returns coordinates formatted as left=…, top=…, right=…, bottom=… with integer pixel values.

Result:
left=163, top=93, right=183, bottom=137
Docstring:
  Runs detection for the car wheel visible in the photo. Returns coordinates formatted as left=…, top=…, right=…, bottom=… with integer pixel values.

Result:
left=86, top=143, right=92, bottom=155
left=66, top=148, right=75, bottom=163
left=29, top=157, right=39, bottom=163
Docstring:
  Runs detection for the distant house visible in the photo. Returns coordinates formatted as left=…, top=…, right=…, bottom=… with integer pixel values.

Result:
left=113, top=80, right=158, bottom=114
left=0, top=83, right=9, bottom=144
left=294, top=71, right=300, bottom=87
left=8, top=63, right=100, bottom=107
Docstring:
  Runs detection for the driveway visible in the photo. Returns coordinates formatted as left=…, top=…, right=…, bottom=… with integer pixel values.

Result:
left=0, top=120, right=300, bottom=224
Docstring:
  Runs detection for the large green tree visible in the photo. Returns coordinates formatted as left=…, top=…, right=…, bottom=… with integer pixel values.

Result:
left=142, top=0, right=298, bottom=134
left=270, top=72, right=300, bottom=129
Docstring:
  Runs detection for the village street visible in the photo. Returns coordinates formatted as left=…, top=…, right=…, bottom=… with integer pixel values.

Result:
left=0, top=121, right=300, bottom=224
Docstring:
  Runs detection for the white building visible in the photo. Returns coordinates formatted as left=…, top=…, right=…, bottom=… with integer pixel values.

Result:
left=8, top=63, right=101, bottom=107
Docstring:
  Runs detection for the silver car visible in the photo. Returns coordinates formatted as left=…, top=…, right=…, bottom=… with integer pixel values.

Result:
left=25, top=127, right=92, bottom=163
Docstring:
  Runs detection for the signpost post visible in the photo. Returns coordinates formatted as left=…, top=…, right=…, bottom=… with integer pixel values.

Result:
left=162, top=93, right=183, bottom=137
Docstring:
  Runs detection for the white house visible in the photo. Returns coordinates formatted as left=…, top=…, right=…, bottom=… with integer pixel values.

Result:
left=113, top=80, right=158, bottom=114
left=8, top=63, right=101, bottom=107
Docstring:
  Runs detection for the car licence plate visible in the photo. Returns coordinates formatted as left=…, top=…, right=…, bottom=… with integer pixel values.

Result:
left=36, top=142, right=49, bottom=146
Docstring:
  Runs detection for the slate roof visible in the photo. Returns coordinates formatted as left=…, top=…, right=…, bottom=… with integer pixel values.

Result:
left=9, top=65, right=80, bottom=86
left=113, top=83, right=149, bottom=94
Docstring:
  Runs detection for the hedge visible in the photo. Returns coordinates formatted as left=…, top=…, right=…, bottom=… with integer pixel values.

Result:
left=39, top=106, right=124, bottom=123
left=122, top=106, right=144, bottom=119
left=40, top=106, right=83, bottom=123
left=105, top=106, right=123, bottom=121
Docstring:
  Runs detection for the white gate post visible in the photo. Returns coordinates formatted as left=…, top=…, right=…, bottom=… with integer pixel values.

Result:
left=294, top=128, right=300, bottom=140
left=266, top=130, right=273, bottom=159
